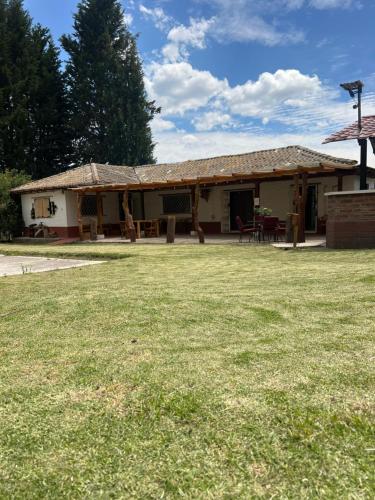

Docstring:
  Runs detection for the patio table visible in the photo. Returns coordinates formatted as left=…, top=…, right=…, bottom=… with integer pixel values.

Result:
left=133, top=219, right=160, bottom=239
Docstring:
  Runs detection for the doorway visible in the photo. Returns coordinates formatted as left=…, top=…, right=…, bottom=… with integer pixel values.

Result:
left=229, top=190, right=254, bottom=231
left=305, top=185, right=317, bottom=232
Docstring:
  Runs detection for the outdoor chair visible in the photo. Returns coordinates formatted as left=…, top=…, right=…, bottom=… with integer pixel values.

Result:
left=144, top=220, right=157, bottom=237
left=235, top=216, right=259, bottom=242
left=262, top=216, right=285, bottom=242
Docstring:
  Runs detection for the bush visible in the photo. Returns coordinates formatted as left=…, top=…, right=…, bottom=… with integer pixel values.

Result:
left=0, top=170, right=30, bottom=239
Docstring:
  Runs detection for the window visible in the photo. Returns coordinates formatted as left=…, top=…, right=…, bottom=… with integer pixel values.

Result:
left=81, top=195, right=98, bottom=216
left=34, top=197, right=50, bottom=218
left=162, top=193, right=191, bottom=214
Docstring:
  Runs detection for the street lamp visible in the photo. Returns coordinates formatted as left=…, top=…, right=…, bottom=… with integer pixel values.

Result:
left=340, top=80, right=367, bottom=190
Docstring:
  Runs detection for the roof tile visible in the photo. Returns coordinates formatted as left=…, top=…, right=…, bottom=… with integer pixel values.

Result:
left=12, top=145, right=357, bottom=193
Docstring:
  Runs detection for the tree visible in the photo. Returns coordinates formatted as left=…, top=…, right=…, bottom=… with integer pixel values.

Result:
left=0, top=0, right=71, bottom=179
left=0, top=169, right=30, bottom=238
left=61, top=0, right=159, bottom=166
left=28, top=26, right=72, bottom=178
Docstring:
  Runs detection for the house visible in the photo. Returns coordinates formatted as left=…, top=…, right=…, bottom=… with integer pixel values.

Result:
left=11, top=145, right=368, bottom=240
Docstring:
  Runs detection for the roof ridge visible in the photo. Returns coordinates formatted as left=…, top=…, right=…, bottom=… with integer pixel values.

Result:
left=135, top=146, right=301, bottom=170
left=90, top=163, right=99, bottom=184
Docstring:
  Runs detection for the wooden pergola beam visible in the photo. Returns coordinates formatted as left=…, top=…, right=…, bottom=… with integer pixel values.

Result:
left=68, top=164, right=351, bottom=195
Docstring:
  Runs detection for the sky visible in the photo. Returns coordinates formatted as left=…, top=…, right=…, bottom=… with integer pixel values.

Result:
left=24, top=0, right=375, bottom=165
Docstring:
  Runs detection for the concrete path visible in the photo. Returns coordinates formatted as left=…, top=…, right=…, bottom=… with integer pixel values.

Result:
left=272, top=239, right=326, bottom=249
left=0, top=255, right=105, bottom=277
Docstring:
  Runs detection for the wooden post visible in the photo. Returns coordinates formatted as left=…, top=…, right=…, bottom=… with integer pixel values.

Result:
left=299, top=172, right=307, bottom=243
left=77, top=192, right=83, bottom=240
left=192, top=184, right=205, bottom=244
left=96, top=192, right=103, bottom=234
left=166, top=215, right=176, bottom=243
left=122, top=190, right=136, bottom=242
left=293, top=173, right=306, bottom=243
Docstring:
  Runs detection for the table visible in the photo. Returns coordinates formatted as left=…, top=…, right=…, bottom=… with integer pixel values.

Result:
left=133, top=219, right=160, bottom=239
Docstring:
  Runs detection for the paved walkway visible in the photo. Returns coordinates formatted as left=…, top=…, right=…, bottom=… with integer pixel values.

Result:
left=0, top=255, right=104, bottom=277
left=88, top=234, right=326, bottom=246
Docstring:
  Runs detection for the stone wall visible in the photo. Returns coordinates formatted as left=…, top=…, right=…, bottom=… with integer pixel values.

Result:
left=326, top=190, right=375, bottom=248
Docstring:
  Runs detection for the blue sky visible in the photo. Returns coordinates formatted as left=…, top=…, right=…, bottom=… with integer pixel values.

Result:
left=24, top=0, right=375, bottom=164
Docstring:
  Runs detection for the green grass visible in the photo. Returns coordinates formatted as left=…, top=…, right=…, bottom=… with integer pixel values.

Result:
left=0, top=243, right=374, bottom=498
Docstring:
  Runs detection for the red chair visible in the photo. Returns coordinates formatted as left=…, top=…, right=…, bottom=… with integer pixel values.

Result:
left=235, top=216, right=258, bottom=242
left=262, top=216, right=285, bottom=241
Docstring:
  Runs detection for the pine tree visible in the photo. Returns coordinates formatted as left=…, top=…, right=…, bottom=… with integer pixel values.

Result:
left=0, top=0, right=33, bottom=173
left=0, top=0, right=71, bottom=178
left=28, top=26, right=72, bottom=178
left=61, top=0, right=159, bottom=166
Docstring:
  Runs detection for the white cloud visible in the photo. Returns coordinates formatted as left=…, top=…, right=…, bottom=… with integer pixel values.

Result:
left=162, top=18, right=214, bottom=62
left=309, top=0, right=356, bottom=8
left=224, top=69, right=322, bottom=120
left=123, top=12, right=133, bottom=26
left=151, top=115, right=176, bottom=133
left=195, top=0, right=305, bottom=46
left=193, top=111, right=232, bottom=131
left=139, top=4, right=172, bottom=31
left=145, top=62, right=228, bottom=115
left=152, top=129, right=367, bottom=165
left=211, top=13, right=304, bottom=46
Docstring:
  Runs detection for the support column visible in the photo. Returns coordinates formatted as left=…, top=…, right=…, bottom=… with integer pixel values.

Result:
left=292, top=173, right=306, bottom=243
left=96, top=192, right=103, bottom=234
left=299, top=172, right=307, bottom=243
left=122, top=190, right=136, bottom=242
left=77, top=192, right=83, bottom=240
left=192, top=185, right=205, bottom=244
left=359, top=138, right=368, bottom=190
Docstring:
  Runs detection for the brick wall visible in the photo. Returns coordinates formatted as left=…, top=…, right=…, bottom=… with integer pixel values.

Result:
left=326, top=191, right=375, bottom=248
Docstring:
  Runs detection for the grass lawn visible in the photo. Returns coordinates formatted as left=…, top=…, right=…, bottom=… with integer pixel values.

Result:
left=0, top=243, right=374, bottom=498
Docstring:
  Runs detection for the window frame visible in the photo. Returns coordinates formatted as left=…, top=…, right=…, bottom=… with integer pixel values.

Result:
left=33, top=197, right=51, bottom=218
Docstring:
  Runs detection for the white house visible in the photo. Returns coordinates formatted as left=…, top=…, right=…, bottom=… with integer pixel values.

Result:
left=12, top=145, right=367, bottom=239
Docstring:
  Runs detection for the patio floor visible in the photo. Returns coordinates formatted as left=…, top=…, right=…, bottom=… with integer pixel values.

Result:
left=85, top=234, right=326, bottom=246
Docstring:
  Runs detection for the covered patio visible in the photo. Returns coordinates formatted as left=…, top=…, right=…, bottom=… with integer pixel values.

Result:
left=12, top=145, right=359, bottom=243
left=71, top=161, right=355, bottom=244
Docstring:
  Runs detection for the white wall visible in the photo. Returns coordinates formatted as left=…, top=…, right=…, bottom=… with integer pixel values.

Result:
left=143, top=175, right=360, bottom=233
left=20, top=174, right=361, bottom=233
left=21, top=190, right=68, bottom=228
left=66, top=191, right=121, bottom=226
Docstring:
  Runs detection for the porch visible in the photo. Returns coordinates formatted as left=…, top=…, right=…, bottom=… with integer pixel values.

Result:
left=83, top=233, right=326, bottom=247
left=72, top=170, right=345, bottom=244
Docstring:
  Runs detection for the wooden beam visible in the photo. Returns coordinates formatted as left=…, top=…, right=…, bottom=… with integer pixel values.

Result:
left=69, top=166, right=350, bottom=193
left=122, top=190, right=136, bottom=242
left=192, top=185, right=205, bottom=244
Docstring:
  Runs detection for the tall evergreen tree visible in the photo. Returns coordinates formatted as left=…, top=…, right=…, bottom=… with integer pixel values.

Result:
left=61, top=0, right=159, bottom=166
left=0, top=0, right=71, bottom=178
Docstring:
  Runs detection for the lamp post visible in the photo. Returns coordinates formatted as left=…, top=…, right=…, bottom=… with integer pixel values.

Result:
left=340, top=80, right=367, bottom=190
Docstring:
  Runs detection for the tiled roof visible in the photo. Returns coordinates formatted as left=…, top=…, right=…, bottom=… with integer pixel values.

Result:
left=12, top=163, right=138, bottom=193
left=12, top=145, right=357, bottom=193
left=323, top=115, right=375, bottom=143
